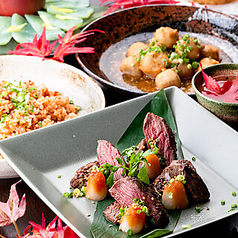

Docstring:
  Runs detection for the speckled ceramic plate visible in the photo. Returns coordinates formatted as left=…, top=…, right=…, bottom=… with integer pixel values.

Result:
left=76, top=5, right=238, bottom=96
left=0, top=87, right=238, bottom=237
left=0, top=55, right=105, bottom=179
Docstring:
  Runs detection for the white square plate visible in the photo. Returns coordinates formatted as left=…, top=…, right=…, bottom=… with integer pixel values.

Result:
left=0, top=87, right=238, bottom=237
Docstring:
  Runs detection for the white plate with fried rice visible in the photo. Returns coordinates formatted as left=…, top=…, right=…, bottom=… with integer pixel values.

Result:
left=0, top=55, right=105, bottom=179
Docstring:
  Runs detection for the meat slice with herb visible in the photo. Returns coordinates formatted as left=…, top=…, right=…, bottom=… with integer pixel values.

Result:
left=108, top=177, right=169, bottom=228
left=70, top=161, right=100, bottom=188
left=153, top=159, right=210, bottom=204
left=143, top=112, right=177, bottom=166
left=104, top=201, right=121, bottom=224
left=97, top=140, right=125, bottom=181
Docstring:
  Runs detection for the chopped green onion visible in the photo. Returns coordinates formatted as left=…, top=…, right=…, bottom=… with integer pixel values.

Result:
left=228, top=204, right=238, bottom=212
left=127, top=229, right=133, bottom=236
left=195, top=206, right=201, bottom=213
left=221, top=200, right=225, bottom=205
left=182, top=224, right=192, bottom=229
left=63, top=192, right=73, bottom=198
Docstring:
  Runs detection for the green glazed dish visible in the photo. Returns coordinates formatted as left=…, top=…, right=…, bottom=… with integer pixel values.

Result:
left=192, top=63, right=238, bottom=128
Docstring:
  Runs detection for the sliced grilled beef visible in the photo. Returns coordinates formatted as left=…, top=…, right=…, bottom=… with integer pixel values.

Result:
left=104, top=201, right=121, bottom=224
left=136, top=138, right=148, bottom=153
left=70, top=161, right=100, bottom=188
left=109, top=177, right=169, bottom=228
left=153, top=159, right=210, bottom=204
left=97, top=140, right=125, bottom=181
left=143, top=112, right=177, bottom=166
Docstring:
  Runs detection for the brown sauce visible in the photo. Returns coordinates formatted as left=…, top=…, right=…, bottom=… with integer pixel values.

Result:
left=100, top=32, right=233, bottom=95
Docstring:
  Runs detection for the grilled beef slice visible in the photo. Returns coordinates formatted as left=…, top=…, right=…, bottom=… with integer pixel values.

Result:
left=104, top=201, right=121, bottom=224
left=97, top=140, right=125, bottom=181
left=143, top=112, right=177, bottom=166
left=70, top=161, right=100, bottom=188
left=108, top=177, right=169, bottom=228
left=153, top=159, right=210, bottom=204
left=136, top=138, right=148, bottom=153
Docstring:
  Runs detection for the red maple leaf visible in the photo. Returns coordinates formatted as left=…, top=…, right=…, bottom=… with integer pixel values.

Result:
left=8, top=26, right=103, bottom=63
left=200, top=63, right=238, bottom=102
left=52, top=26, right=104, bottom=62
left=18, top=213, right=80, bottom=238
left=200, top=63, right=221, bottom=95
left=8, top=27, right=57, bottom=58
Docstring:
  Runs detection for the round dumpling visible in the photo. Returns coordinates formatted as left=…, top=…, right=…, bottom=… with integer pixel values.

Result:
left=139, top=51, right=169, bottom=78
left=120, top=56, right=143, bottom=77
left=153, top=27, right=179, bottom=49
left=155, top=69, right=181, bottom=89
left=201, top=44, right=220, bottom=61
left=176, top=35, right=202, bottom=61
left=127, top=42, right=148, bottom=58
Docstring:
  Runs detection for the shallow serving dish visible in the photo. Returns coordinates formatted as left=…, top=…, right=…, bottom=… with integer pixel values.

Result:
left=76, top=5, right=238, bottom=96
left=0, top=87, right=238, bottom=237
left=0, top=55, right=105, bottom=179
left=192, top=63, right=238, bottom=129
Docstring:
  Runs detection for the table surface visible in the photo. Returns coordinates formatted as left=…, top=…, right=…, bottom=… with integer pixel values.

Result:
left=1, top=1, right=238, bottom=237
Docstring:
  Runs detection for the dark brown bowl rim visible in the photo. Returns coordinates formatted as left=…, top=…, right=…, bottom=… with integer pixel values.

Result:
left=76, top=4, right=238, bottom=96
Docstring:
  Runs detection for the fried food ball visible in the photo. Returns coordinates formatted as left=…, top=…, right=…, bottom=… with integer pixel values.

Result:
left=201, top=44, right=220, bottom=61
left=120, top=56, right=143, bottom=77
left=139, top=51, right=169, bottom=78
left=155, top=69, right=181, bottom=89
left=176, top=61, right=194, bottom=80
left=196, top=57, right=219, bottom=72
left=127, top=42, right=148, bottom=58
left=176, top=35, right=202, bottom=61
left=153, top=27, right=179, bottom=49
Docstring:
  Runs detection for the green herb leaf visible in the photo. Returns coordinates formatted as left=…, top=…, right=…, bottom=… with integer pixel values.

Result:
left=137, top=163, right=150, bottom=185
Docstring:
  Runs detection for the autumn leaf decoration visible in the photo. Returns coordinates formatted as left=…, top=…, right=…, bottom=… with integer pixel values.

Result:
left=18, top=213, right=79, bottom=238
left=100, top=0, right=180, bottom=15
left=8, top=26, right=104, bottom=62
left=0, top=181, right=79, bottom=238
left=0, top=181, right=26, bottom=237
left=200, top=63, right=238, bottom=103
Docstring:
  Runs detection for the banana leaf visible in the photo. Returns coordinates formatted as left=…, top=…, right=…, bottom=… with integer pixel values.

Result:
left=117, top=89, right=183, bottom=159
left=91, top=89, right=183, bottom=238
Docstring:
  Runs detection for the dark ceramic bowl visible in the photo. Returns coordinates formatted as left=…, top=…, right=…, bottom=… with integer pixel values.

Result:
left=192, top=63, right=238, bottom=128
left=76, top=5, right=238, bottom=96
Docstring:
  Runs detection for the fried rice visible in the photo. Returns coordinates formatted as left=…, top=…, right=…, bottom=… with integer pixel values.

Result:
left=0, top=80, right=79, bottom=158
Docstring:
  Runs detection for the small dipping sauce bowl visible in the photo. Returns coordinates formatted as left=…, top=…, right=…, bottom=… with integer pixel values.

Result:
left=192, top=63, right=238, bottom=129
